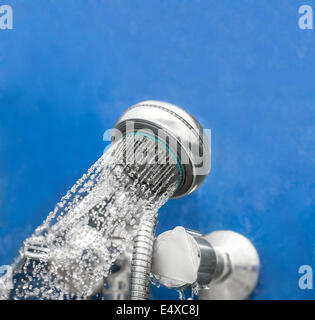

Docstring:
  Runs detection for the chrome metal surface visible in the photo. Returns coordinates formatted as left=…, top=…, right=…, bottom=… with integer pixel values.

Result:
left=129, top=212, right=157, bottom=300
left=113, top=100, right=211, bottom=198
left=186, top=230, right=217, bottom=286
left=198, top=230, right=260, bottom=300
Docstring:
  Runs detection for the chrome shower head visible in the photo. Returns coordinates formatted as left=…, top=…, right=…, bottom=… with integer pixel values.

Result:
left=113, top=100, right=211, bottom=198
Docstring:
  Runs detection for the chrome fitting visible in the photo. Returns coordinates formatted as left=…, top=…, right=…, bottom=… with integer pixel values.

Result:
left=151, top=227, right=260, bottom=300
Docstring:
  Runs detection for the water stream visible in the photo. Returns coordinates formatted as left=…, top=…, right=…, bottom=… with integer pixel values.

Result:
left=0, top=134, right=179, bottom=300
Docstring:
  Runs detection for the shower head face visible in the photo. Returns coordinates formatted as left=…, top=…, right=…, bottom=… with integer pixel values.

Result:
left=113, top=100, right=211, bottom=199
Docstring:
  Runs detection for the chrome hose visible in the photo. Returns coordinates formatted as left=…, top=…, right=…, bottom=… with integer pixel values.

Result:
left=129, top=211, right=157, bottom=300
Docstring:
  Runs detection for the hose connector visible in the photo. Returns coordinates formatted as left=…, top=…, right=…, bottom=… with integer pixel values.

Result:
left=151, top=227, right=260, bottom=300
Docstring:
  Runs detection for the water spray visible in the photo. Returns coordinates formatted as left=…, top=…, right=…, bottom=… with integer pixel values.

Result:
left=4, top=100, right=209, bottom=300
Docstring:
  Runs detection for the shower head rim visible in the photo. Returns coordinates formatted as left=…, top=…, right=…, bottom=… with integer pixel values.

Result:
left=113, top=100, right=211, bottom=198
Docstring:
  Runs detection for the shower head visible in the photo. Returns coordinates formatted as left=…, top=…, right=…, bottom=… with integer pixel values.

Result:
left=113, top=100, right=211, bottom=199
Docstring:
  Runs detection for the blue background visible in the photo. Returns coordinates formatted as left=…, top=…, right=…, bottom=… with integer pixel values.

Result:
left=0, top=0, right=314, bottom=299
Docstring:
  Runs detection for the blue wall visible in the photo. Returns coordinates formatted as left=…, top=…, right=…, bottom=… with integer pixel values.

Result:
left=0, top=0, right=314, bottom=299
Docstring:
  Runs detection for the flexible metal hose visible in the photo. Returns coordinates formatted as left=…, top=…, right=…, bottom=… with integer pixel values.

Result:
left=129, top=211, right=157, bottom=300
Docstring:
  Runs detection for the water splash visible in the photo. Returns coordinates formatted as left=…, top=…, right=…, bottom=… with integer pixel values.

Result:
left=4, top=134, right=178, bottom=300
left=150, top=275, right=161, bottom=288
left=175, top=283, right=200, bottom=301
left=176, top=288, right=185, bottom=300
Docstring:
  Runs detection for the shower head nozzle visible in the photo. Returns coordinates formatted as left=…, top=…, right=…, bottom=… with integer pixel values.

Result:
left=113, top=100, right=211, bottom=198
